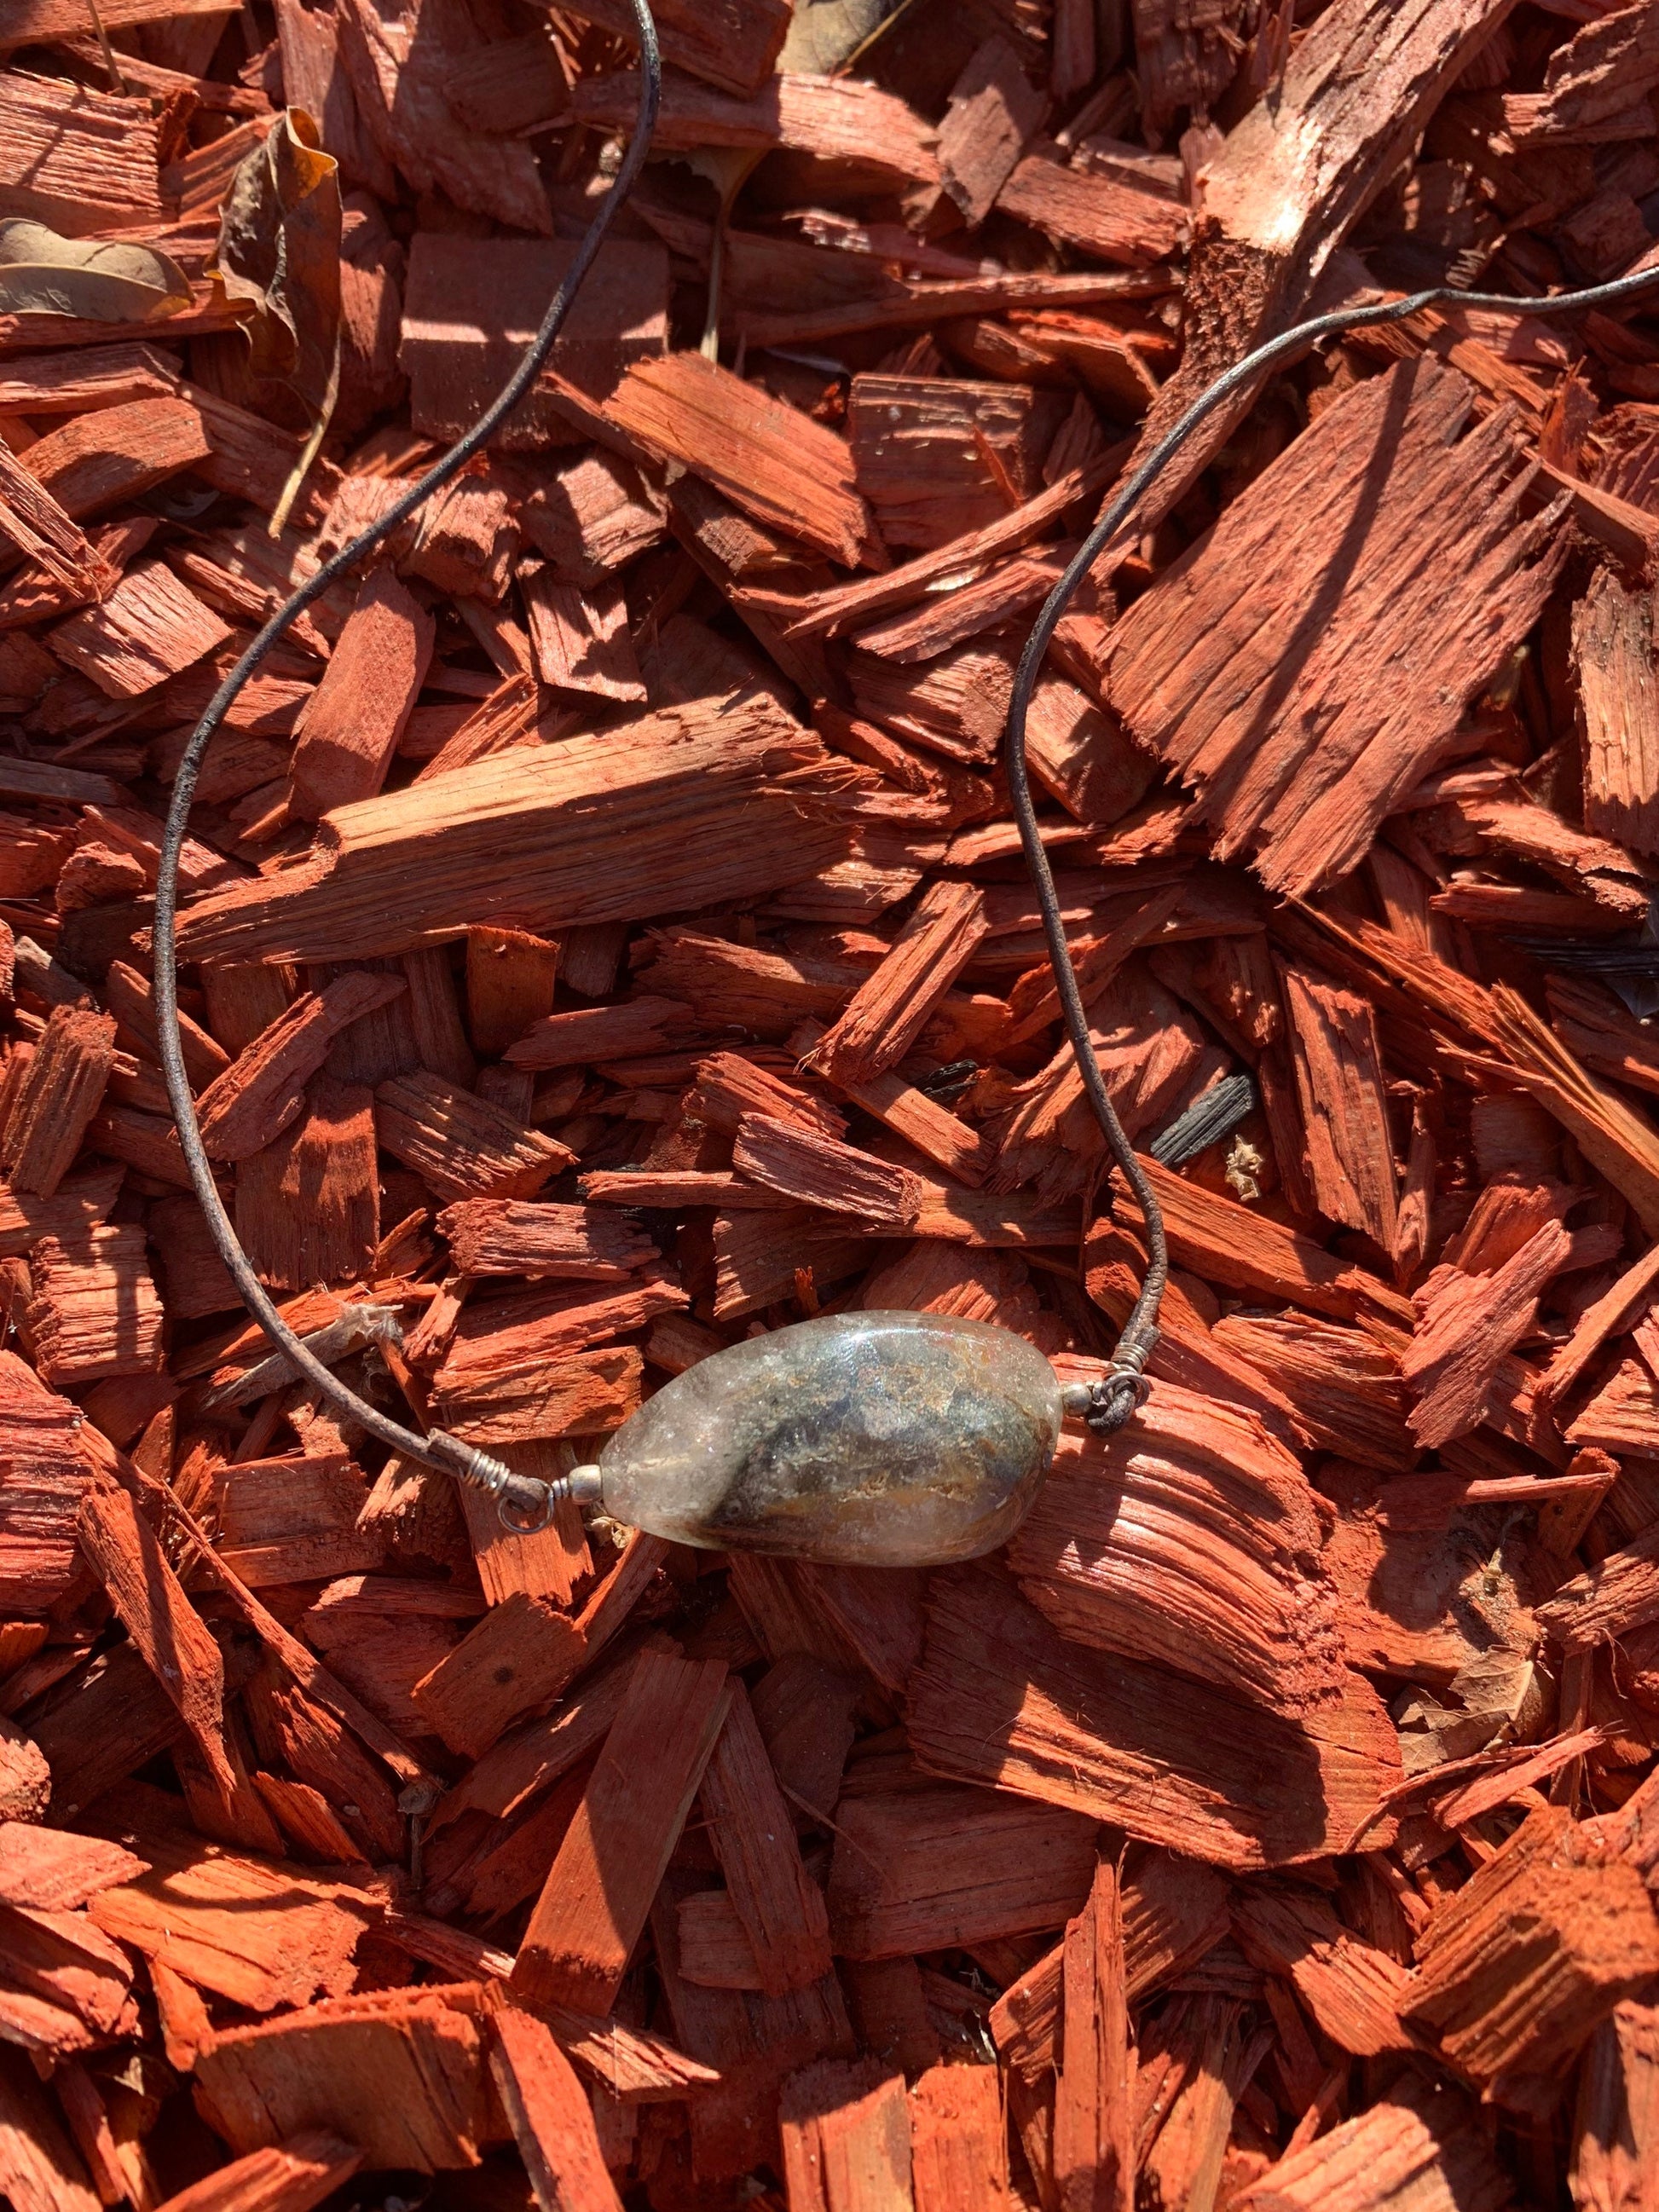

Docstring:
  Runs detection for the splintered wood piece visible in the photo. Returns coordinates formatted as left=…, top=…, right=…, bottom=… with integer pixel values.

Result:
left=375, top=1070, right=573, bottom=1202
left=430, top=1274, right=681, bottom=1414
left=909, top=1562, right=1400, bottom=1874
left=1402, top=1219, right=1573, bottom=1448
left=428, top=1635, right=661, bottom=1835
left=438, top=1199, right=656, bottom=1280
left=1535, top=1522, right=1659, bottom=1653
left=182, top=387, right=341, bottom=529
left=450, top=1450, right=591, bottom=1608
left=826, top=1781, right=1097, bottom=1959
left=1230, top=1886, right=1412, bottom=2057
left=0, top=442, right=108, bottom=603
left=189, top=1985, right=489, bottom=2172
left=392, top=1909, right=719, bottom=2100
left=0, top=1890, right=135, bottom=2038
left=297, top=1578, right=479, bottom=1736
left=1008, top=1381, right=1344, bottom=1715
left=84, top=1812, right=373, bottom=2015
left=1238, top=2071, right=1512, bottom=2212
left=938, top=37, right=1049, bottom=227
left=0, top=2045, right=99, bottom=2212
left=465, top=927, right=561, bottom=1059
left=997, top=151, right=1184, bottom=267
left=1114, top=0, right=1518, bottom=538
left=177, top=703, right=853, bottom=965
left=506, top=997, right=698, bottom=1071
left=431, top=1343, right=643, bottom=1447
left=546, top=0, right=789, bottom=95
left=401, top=947, right=477, bottom=1085
left=254, top=1776, right=361, bottom=1865
left=686, top=1049, right=847, bottom=1139
left=1280, top=964, right=1396, bottom=1248
left=1103, top=360, right=1564, bottom=893
left=1021, top=675, right=1155, bottom=831
left=991, top=1848, right=1230, bottom=2082
left=48, top=563, right=229, bottom=699
left=289, top=567, right=436, bottom=819
left=1572, top=1999, right=1659, bottom=2212
left=736, top=1556, right=925, bottom=1701
left=413, top=1531, right=666, bottom=1758
left=1211, top=1312, right=1412, bottom=1472
left=105, top=958, right=228, bottom=1087
left=77, top=1473, right=233, bottom=1793
left=0, top=1168, right=120, bottom=1264
left=1575, top=559, right=1659, bottom=862
left=847, top=377, right=1062, bottom=555
left=607, top=352, right=878, bottom=569
left=147, top=2134, right=364, bottom=2212
left=1402, top=1803, right=1659, bottom=2100
left=0, top=1827, right=144, bottom=1914
left=748, top=1651, right=860, bottom=1826
left=489, top=2002, right=625, bottom=2212
left=797, top=1043, right=997, bottom=1187
left=1113, top=1158, right=1413, bottom=1326
left=909, top=2064, right=1008, bottom=2212
left=0, top=1386, right=95, bottom=1608
left=676, top=1887, right=768, bottom=1989
left=849, top=646, right=1013, bottom=767
left=511, top=1649, right=732, bottom=2014
left=1500, top=1, right=1659, bottom=141
left=1053, top=1855, right=1132, bottom=2212
left=0, top=72, right=160, bottom=231
left=1092, top=1242, right=1278, bottom=1444
left=776, top=449, right=1119, bottom=644
left=778, top=2058, right=913, bottom=2212
left=1486, top=983, right=1659, bottom=1236
left=27, top=1229, right=163, bottom=1386
left=216, top=1452, right=384, bottom=1589
left=639, top=933, right=862, bottom=1042
left=335, top=0, right=550, bottom=234
left=573, top=67, right=938, bottom=186
left=199, top=962, right=297, bottom=1059
left=0, top=1007, right=114, bottom=1198
left=399, top=231, right=667, bottom=448
left=196, top=973, right=407, bottom=1162
left=0, top=1716, right=49, bottom=1826
left=521, top=573, right=645, bottom=703
left=699, top=1681, right=833, bottom=1997
left=1562, top=1351, right=1659, bottom=1455
left=1539, top=1234, right=1659, bottom=1412
left=20, top=400, right=211, bottom=523
left=805, top=881, right=988, bottom=1088
left=235, top=1079, right=379, bottom=1291
left=733, top=1113, right=925, bottom=1224
left=520, top=449, right=666, bottom=583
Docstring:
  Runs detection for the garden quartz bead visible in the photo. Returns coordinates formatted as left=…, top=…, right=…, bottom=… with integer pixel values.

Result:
left=587, top=1310, right=1064, bottom=1565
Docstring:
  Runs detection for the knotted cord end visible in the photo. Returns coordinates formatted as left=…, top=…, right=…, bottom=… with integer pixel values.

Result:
left=1083, top=1366, right=1153, bottom=1435
left=1061, top=1334, right=1158, bottom=1436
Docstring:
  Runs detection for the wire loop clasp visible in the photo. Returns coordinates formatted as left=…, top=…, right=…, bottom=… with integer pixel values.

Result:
left=1061, top=1337, right=1158, bottom=1437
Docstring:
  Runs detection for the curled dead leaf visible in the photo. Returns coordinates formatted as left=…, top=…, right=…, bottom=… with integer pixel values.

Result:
left=780, top=0, right=917, bottom=74
left=0, top=220, right=192, bottom=322
left=211, top=107, right=343, bottom=535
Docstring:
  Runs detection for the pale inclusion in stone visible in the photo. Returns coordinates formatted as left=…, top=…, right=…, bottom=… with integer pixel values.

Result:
left=596, top=1309, right=1063, bottom=1566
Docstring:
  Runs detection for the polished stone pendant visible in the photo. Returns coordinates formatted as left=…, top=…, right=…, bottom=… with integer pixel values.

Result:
left=581, top=1310, right=1064, bottom=1566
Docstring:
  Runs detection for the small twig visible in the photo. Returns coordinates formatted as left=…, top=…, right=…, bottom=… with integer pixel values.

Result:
left=84, top=0, right=127, bottom=95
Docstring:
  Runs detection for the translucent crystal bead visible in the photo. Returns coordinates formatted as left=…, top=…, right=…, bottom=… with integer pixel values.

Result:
left=595, top=1310, right=1063, bottom=1565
